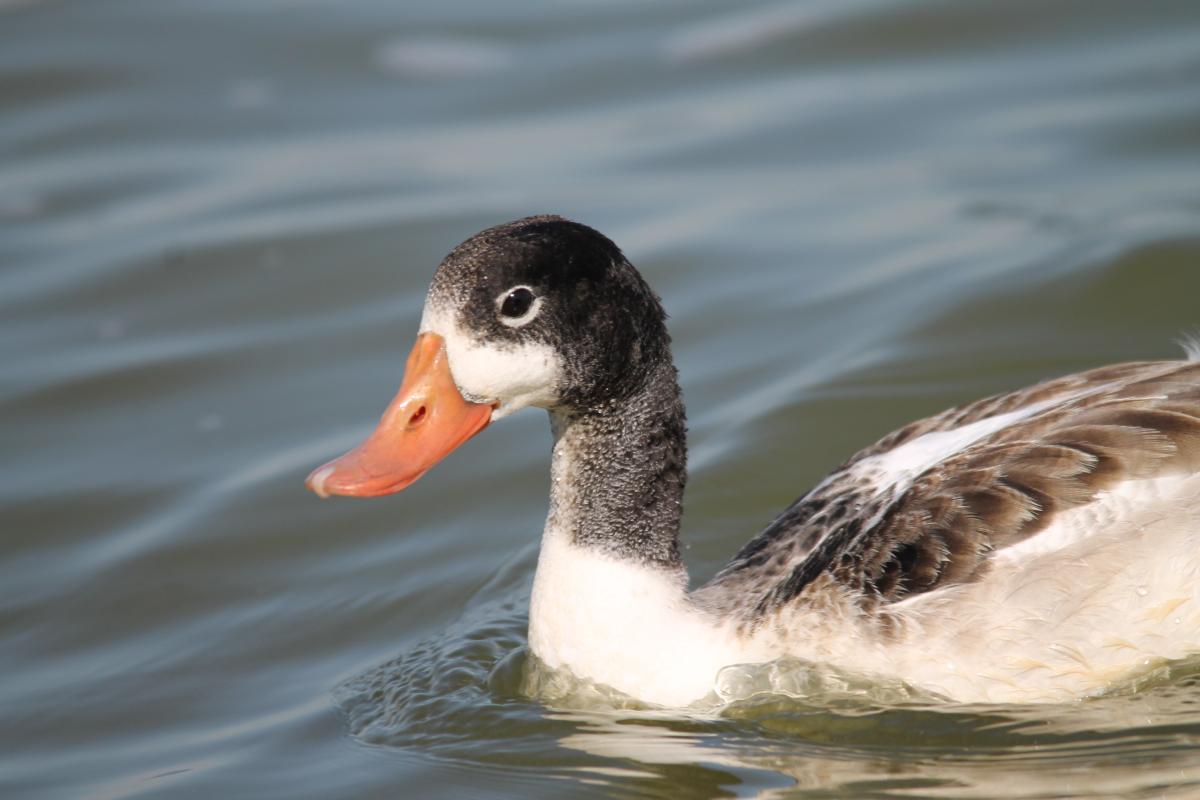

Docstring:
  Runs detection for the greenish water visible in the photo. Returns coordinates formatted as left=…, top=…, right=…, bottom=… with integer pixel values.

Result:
left=3, top=1, right=1200, bottom=797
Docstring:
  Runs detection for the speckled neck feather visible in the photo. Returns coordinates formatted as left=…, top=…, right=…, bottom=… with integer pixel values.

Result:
left=547, top=358, right=687, bottom=570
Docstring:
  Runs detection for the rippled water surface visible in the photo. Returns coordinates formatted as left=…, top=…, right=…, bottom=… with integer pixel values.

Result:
left=4, top=1, right=1200, bottom=797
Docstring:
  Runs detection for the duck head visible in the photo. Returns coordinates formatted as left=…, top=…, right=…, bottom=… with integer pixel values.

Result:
left=305, top=215, right=671, bottom=498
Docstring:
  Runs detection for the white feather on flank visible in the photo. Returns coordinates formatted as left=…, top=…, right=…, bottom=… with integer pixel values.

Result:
left=1179, top=333, right=1200, bottom=362
left=846, top=393, right=1080, bottom=500
left=879, top=472, right=1200, bottom=702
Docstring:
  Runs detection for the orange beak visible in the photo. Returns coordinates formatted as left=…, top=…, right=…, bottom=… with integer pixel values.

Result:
left=305, top=332, right=494, bottom=498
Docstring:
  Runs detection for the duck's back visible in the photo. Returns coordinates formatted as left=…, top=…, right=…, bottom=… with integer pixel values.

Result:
left=694, top=358, right=1200, bottom=700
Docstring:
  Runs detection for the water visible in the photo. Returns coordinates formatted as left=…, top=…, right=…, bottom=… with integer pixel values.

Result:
left=3, top=0, right=1200, bottom=797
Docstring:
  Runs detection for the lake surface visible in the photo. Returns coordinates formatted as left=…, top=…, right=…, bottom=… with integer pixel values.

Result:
left=4, top=1, right=1200, bottom=797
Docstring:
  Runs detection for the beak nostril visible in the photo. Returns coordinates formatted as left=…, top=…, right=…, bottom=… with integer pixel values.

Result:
left=408, top=405, right=428, bottom=427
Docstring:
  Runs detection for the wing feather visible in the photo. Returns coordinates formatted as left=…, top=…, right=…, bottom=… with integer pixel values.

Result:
left=694, top=360, right=1200, bottom=620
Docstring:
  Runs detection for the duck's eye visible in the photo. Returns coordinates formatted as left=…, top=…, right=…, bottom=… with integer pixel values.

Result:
left=496, top=286, right=540, bottom=326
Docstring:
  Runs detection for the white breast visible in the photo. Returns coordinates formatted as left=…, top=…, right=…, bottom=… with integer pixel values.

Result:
left=527, top=530, right=764, bottom=707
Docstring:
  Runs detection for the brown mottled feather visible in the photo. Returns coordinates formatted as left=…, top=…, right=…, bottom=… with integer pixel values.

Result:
left=694, top=360, right=1200, bottom=619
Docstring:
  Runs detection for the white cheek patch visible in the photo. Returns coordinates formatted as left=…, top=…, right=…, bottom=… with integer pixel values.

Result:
left=421, top=298, right=562, bottom=420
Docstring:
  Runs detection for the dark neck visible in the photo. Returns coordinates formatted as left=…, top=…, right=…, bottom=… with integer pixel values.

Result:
left=546, top=361, right=687, bottom=570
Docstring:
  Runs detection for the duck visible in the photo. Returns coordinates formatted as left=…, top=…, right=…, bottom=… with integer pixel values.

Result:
left=306, top=215, right=1200, bottom=707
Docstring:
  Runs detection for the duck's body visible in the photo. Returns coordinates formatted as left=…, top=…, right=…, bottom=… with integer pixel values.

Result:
left=308, top=216, right=1200, bottom=706
left=532, top=361, right=1200, bottom=705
